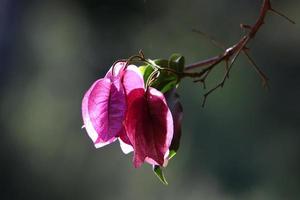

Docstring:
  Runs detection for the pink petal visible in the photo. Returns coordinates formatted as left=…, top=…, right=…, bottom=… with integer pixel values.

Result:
left=105, top=62, right=125, bottom=79
left=122, top=65, right=145, bottom=94
left=111, top=63, right=144, bottom=154
left=118, top=138, right=134, bottom=154
left=105, top=62, right=144, bottom=94
left=124, top=88, right=173, bottom=168
left=118, top=127, right=134, bottom=154
left=116, top=64, right=144, bottom=154
left=82, top=78, right=126, bottom=148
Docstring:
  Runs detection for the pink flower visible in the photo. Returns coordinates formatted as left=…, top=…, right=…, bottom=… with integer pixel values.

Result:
left=82, top=61, right=174, bottom=167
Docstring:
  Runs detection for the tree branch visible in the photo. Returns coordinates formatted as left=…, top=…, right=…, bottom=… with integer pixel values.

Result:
left=182, top=0, right=294, bottom=106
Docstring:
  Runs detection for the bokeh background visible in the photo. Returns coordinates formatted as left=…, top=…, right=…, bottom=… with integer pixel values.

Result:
left=1, top=0, right=299, bottom=199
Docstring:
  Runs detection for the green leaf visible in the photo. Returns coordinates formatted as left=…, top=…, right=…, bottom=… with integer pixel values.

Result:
left=139, top=65, right=148, bottom=75
left=169, top=53, right=185, bottom=73
left=152, top=59, right=179, bottom=93
left=153, top=59, right=169, bottom=67
left=168, top=150, right=177, bottom=160
left=141, top=65, right=178, bottom=93
left=139, top=65, right=154, bottom=85
left=151, top=72, right=178, bottom=93
left=153, top=165, right=168, bottom=185
left=139, top=56, right=184, bottom=93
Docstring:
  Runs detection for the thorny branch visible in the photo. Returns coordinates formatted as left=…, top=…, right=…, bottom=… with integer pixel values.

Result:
left=182, top=0, right=295, bottom=107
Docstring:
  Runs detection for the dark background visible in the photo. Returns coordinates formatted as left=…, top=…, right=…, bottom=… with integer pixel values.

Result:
left=1, top=0, right=299, bottom=199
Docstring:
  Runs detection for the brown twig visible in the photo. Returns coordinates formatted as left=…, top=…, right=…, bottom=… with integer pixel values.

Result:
left=242, top=50, right=270, bottom=89
left=182, top=0, right=294, bottom=106
left=192, top=28, right=225, bottom=50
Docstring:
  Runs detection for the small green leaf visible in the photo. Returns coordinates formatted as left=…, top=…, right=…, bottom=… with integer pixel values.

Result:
left=160, top=81, right=177, bottom=93
left=153, top=165, right=168, bottom=185
left=139, top=65, right=154, bottom=85
left=139, top=65, right=148, bottom=75
left=152, top=58, right=179, bottom=93
left=140, top=57, right=183, bottom=93
left=151, top=72, right=178, bottom=93
left=168, top=150, right=177, bottom=160
left=153, top=59, right=169, bottom=67
left=169, top=53, right=185, bottom=73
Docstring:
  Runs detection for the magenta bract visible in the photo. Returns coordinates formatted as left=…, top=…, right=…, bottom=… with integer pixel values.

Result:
left=124, top=88, right=173, bottom=168
left=82, top=62, right=144, bottom=149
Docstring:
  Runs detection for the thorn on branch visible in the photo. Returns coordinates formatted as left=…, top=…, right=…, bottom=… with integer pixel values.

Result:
left=240, top=24, right=252, bottom=30
left=269, top=8, right=296, bottom=24
left=192, top=28, right=225, bottom=50
left=225, top=60, right=229, bottom=79
left=243, top=50, right=270, bottom=90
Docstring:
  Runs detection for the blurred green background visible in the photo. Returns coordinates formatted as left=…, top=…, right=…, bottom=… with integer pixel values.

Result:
left=1, top=0, right=299, bottom=199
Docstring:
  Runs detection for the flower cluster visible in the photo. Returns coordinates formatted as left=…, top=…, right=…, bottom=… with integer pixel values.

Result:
left=82, top=61, right=183, bottom=172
